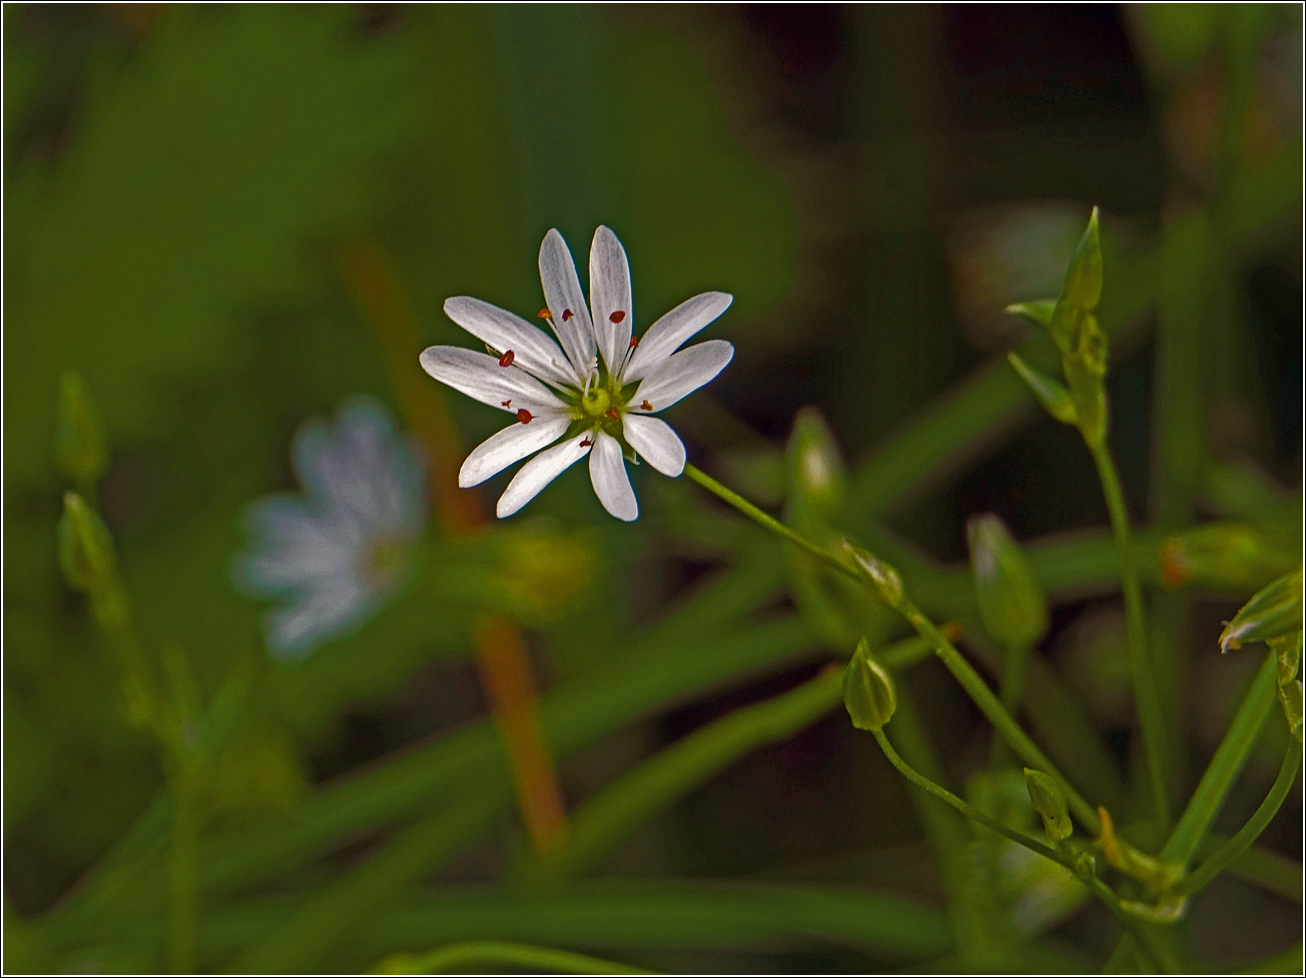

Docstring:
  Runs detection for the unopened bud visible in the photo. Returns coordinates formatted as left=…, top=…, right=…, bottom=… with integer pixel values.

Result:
left=58, top=491, right=116, bottom=592
left=1024, top=768, right=1072, bottom=843
left=845, top=543, right=904, bottom=609
left=1218, top=567, right=1303, bottom=654
left=56, top=370, right=109, bottom=489
left=843, top=638, right=897, bottom=731
left=969, top=515, right=1049, bottom=650
left=1158, top=522, right=1293, bottom=592
left=786, top=408, right=847, bottom=524
left=1008, top=353, right=1077, bottom=425
left=1063, top=207, right=1102, bottom=312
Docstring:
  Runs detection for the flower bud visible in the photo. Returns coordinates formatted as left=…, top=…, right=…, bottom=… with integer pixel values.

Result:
left=968, top=515, right=1049, bottom=651
left=845, top=543, right=903, bottom=610
left=1159, top=522, right=1295, bottom=592
left=58, top=491, right=117, bottom=592
left=1218, top=566, right=1303, bottom=654
left=1007, top=353, right=1078, bottom=425
left=785, top=408, right=847, bottom=525
left=1023, top=768, right=1072, bottom=843
left=1062, top=207, right=1102, bottom=312
left=56, top=370, right=109, bottom=490
left=843, top=638, right=896, bottom=731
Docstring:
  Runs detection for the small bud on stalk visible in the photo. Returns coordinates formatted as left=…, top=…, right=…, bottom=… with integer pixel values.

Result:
left=843, top=638, right=897, bottom=732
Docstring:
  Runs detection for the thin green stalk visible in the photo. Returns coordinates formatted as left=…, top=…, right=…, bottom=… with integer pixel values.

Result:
left=1091, top=440, right=1171, bottom=831
left=371, top=940, right=654, bottom=975
left=872, top=728, right=1062, bottom=864
left=166, top=773, right=198, bottom=975
left=1176, top=742, right=1302, bottom=897
left=1162, top=651, right=1277, bottom=864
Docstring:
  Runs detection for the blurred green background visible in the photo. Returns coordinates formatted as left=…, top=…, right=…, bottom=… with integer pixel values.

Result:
left=4, top=4, right=1301, bottom=973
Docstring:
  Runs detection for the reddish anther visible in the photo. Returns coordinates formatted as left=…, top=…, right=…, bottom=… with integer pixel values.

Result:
left=605, top=407, right=620, bottom=421
left=562, top=308, right=573, bottom=321
left=498, top=350, right=516, bottom=367
left=640, top=399, right=652, bottom=411
left=538, top=308, right=551, bottom=319
left=501, top=399, right=512, bottom=408
left=609, top=310, right=626, bottom=323
left=628, top=336, right=639, bottom=348
left=516, top=409, right=533, bottom=424
left=580, top=437, right=593, bottom=448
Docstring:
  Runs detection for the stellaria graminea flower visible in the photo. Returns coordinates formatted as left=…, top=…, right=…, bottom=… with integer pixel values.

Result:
left=420, top=226, right=733, bottom=521
left=232, top=396, right=427, bottom=660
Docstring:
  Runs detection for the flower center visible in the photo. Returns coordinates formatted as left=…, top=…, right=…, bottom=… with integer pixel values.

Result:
left=581, top=386, right=612, bottom=419
left=360, top=536, right=408, bottom=591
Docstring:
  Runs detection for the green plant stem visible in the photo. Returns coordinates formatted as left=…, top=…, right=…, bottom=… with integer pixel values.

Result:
left=1176, top=742, right=1302, bottom=897
left=166, top=771, right=198, bottom=975
left=1090, top=440, right=1171, bottom=831
left=371, top=939, right=655, bottom=975
left=1162, top=651, right=1278, bottom=864
left=871, top=728, right=1061, bottom=864
left=685, top=462, right=1100, bottom=832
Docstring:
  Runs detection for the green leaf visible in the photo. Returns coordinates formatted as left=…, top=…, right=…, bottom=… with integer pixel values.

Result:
left=1006, top=352, right=1077, bottom=425
left=1004, top=300, right=1056, bottom=329
left=1219, top=567, right=1304, bottom=654
left=1062, top=207, right=1102, bottom=312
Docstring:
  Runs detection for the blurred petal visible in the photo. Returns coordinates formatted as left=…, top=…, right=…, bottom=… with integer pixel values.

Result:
left=589, top=430, right=638, bottom=521
left=458, top=416, right=571, bottom=487
left=623, top=414, right=686, bottom=477
left=631, top=339, right=734, bottom=413
left=496, top=432, right=593, bottom=518
left=539, top=229, right=597, bottom=378
left=443, top=296, right=576, bottom=388
left=419, top=346, right=567, bottom=413
left=589, top=226, right=632, bottom=375
left=264, top=578, right=372, bottom=661
left=623, top=291, right=732, bottom=383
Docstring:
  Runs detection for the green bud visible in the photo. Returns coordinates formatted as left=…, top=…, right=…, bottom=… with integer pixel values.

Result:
left=969, top=514, right=1049, bottom=651
left=1062, top=207, right=1102, bottom=312
left=1218, top=567, right=1304, bottom=654
left=56, top=370, right=109, bottom=489
left=785, top=407, right=847, bottom=524
left=844, top=543, right=903, bottom=610
left=1063, top=318, right=1110, bottom=448
left=1023, top=768, right=1072, bottom=843
left=843, top=638, right=896, bottom=731
left=58, top=491, right=117, bottom=592
left=1007, top=353, right=1078, bottom=425
left=1158, top=522, right=1296, bottom=592
left=1048, top=297, right=1079, bottom=356
left=1004, top=300, right=1056, bottom=329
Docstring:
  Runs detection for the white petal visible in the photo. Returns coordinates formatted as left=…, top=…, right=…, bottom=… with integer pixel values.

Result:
left=419, top=346, right=568, bottom=414
left=589, top=431, right=638, bottom=521
left=264, top=578, right=373, bottom=661
left=538, top=229, right=597, bottom=380
left=458, top=416, right=571, bottom=488
left=234, top=497, right=355, bottom=595
left=631, top=339, right=734, bottom=414
left=496, top=431, right=593, bottom=518
left=443, top=297, right=577, bottom=388
left=623, top=291, right=733, bottom=383
left=589, top=226, right=633, bottom=376
left=623, top=414, right=686, bottom=477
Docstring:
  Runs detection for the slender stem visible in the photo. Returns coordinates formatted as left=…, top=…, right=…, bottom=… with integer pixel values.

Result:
left=166, top=771, right=198, bottom=975
left=1162, top=651, right=1277, bottom=864
left=1090, top=440, right=1171, bottom=831
left=1176, top=742, right=1302, bottom=897
left=371, top=940, right=654, bottom=975
left=872, top=728, right=1062, bottom=864
left=683, top=464, right=861, bottom=582
left=685, top=462, right=1099, bottom=832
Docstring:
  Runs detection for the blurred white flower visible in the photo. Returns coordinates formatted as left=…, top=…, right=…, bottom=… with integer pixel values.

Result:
left=420, top=226, right=733, bottom=522
left=232, top=396, right=427, bottom=661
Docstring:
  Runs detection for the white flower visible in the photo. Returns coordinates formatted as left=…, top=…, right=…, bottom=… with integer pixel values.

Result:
left=232, top=396, right=428, bottom=661
left=420, top=226, right=733, bottom=521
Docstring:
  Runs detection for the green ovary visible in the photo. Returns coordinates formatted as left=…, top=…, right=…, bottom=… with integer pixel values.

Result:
left=581, top=386, right=612, bottom=419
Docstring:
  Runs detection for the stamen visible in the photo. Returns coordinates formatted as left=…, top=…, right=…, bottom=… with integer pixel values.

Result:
left=498, top=350, right=515, bottom=367
left=562, top=308, right=573, bottom=321
left=609, top=310, right=626, bottom=323
left=501, top=399, right=512, bottom=408
left=580, top=436, right=593, bottom=448
left=628, top=336, right=639, bottom=348
left=538, top=308, right=551, bottom=319
left=516, top=409, right=533, bottom=424
left=640, top=399, right=652, bottom=411
left=605, top=407, right=620, bottom=421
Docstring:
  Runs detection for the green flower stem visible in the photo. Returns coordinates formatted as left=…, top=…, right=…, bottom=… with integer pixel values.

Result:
left=1090, top=440, right=1172, bottom=831
left=683, top=463, right=861, bottom=583
left=871, top=728, right=1061, bottom=864
left=1175, top=741, right=1302, bottom=897
left=891, top=593, right=1100, bottom=834
left=371, top=940, right=654, bottom=975
left=685, top=462, right=1099, bottom=832
left=166, top=772, right=198, bottom=975
left=1162, top=651, right=1277, bottom=864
